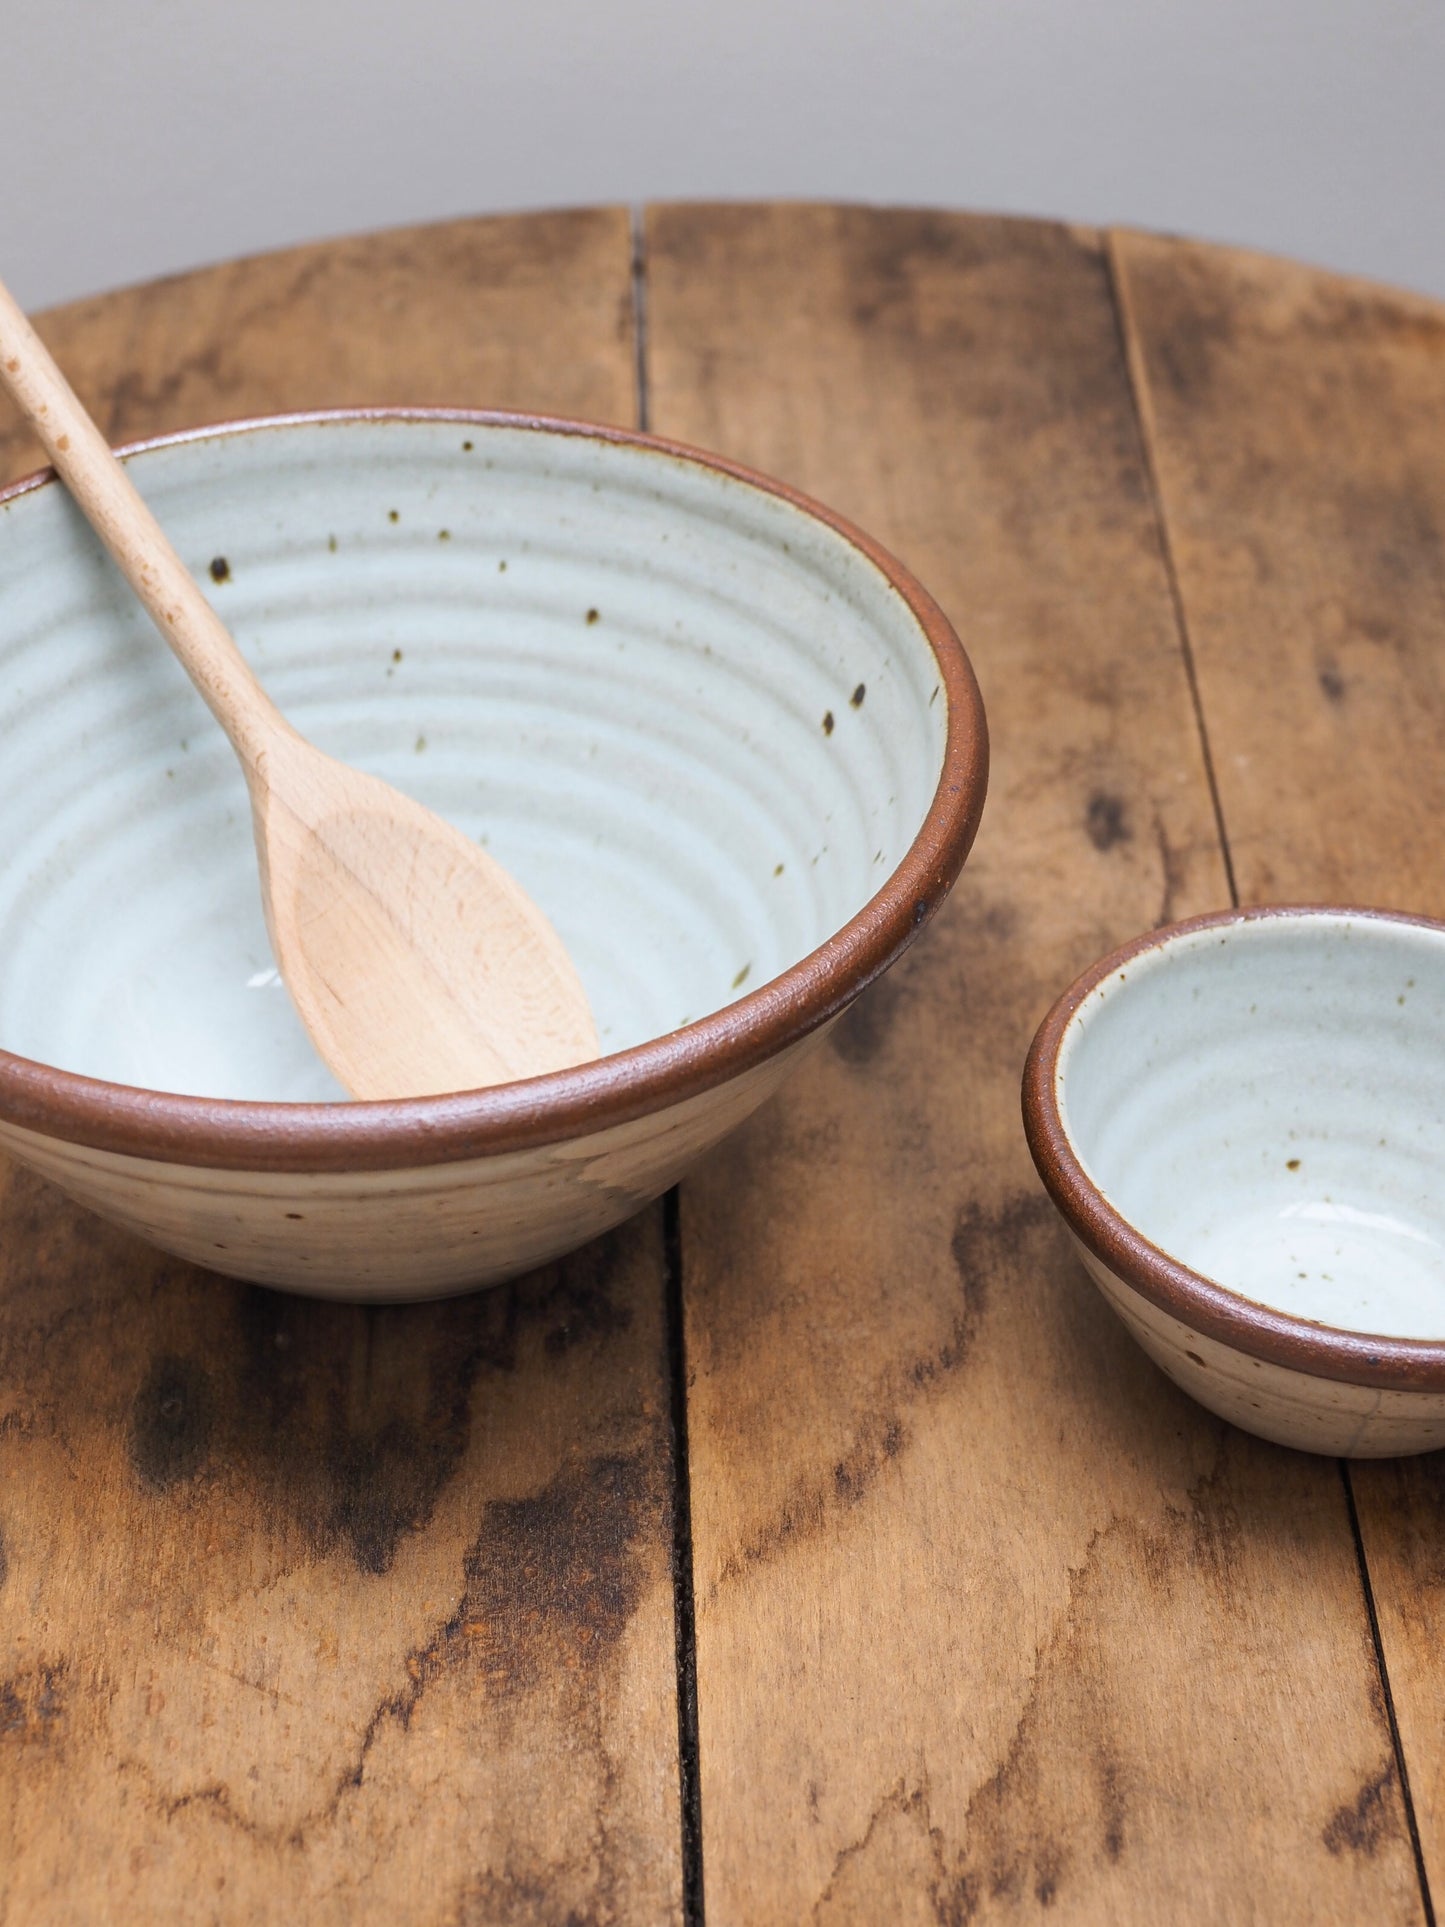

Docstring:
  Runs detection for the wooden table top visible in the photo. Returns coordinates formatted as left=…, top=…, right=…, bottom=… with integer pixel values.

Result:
left=2, top=204, right=1444, bottom=1924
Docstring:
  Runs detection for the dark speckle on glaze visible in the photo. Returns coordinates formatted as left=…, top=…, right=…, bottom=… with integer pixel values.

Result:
left=822, top=710, right=835, bottom=736
left=850, top=683, right=866, bottom=708
left=208, top=555, right=231, bottom=584
left=586, top=607, right=600, bottom=625
left=129, top=1355, right=214, bottom=1491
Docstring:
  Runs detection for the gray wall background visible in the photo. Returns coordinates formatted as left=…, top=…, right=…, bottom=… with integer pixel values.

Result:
left=4, top=0, right=1441, bottom=311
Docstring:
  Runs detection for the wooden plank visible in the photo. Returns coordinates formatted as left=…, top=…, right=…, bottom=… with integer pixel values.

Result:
left=0, top=211, right=686, bottom=1924
left=1114, top=226, right=1445, bottom=1910
left=0, top=207, right=638, bottom=486
left=1109, top=230, right=1445, bottom=916
left=646, top=203, right=1421, bottom=1922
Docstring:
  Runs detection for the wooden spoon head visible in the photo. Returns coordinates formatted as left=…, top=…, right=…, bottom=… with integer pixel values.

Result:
left=251, top=735, right=599, bottom=1099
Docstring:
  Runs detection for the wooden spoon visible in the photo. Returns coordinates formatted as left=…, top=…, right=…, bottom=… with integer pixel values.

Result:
left=0, top=277, right=599, bottom=1099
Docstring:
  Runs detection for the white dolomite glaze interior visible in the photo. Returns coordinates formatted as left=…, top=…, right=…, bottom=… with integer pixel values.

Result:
left=0, top=417, right=947, bottom=1103
left=1057, top=913, right=1445, bottom=1341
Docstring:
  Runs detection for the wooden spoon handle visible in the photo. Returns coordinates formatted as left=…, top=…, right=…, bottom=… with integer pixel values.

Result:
left=0, top=273, right=282, bottom=770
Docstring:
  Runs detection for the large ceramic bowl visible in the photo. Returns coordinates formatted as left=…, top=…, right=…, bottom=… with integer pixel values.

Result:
left=0, top=410, right=987, bottom=1300
left=1023, top=906, right=1445, bottom=1456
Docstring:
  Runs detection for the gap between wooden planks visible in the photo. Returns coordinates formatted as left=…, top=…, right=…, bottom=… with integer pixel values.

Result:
left=646, top=203, right=1426, bottom=1924
left=0, top=209, right=688, bottom=1926
left=1114, top=225, right=1445, bottom=1925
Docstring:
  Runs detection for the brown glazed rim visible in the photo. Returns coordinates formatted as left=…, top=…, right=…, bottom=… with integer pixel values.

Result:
left=1022, top=903, right=1445, bottom=1393
left=0, top=407, right=988, bottom=1173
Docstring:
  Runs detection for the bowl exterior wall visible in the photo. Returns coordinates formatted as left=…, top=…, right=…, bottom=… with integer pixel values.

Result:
left=0, top=1034, right=819, bottom=1300
left=0, top=413, right=988, bottom=1300
left=1070, top=1234, right=1445, bottom=1457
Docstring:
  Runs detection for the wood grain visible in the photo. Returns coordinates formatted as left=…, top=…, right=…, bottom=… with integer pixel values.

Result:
left=1109, top=230, right=1445, bottom=915
left=646, top=203, right=1422, bottom=1922
left=1114, top=226, right=1445, bottom=1915
left=0, top=210, right=686, bottom=1923
left=0, top=208, right=638, bottom=488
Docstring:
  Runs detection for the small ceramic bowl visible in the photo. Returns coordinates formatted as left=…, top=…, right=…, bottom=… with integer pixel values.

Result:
left=1023, top=906, right=1445, bottom=1456
left=0, top=409, right=986, bottom=1300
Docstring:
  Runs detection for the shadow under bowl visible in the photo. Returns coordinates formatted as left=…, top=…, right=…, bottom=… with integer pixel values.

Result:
left=0, top=409, right=987, bottom=1300
left=1023, top=905, right=1445, bottom=1456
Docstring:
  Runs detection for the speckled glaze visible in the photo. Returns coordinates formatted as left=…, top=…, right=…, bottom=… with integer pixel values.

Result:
left=0, top=410, right=987, bottom=1299
left=1023, top=907, right=1445, bottom=1456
